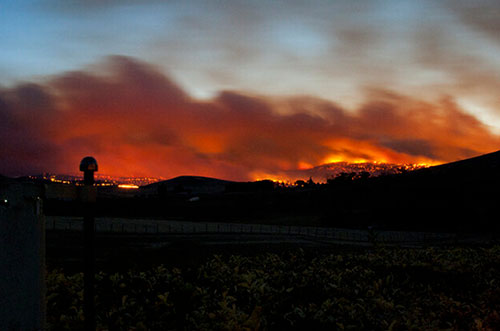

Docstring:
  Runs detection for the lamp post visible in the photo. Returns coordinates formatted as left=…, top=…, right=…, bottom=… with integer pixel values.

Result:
left=80, top=156, right=97, bottom=330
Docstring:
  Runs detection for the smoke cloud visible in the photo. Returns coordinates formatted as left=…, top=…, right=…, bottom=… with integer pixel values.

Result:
left=1, top=56, right=499, bottom=181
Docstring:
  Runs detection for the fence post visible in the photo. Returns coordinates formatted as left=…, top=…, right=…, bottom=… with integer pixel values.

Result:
left=80, top=156, right=97, bottom=331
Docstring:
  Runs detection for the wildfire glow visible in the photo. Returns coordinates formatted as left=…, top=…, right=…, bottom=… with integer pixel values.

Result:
left=1, top=57, right=499, bottom=181
left=117, top=184, right=140, bottom=189
left=298, top=161, right=314, bottom=170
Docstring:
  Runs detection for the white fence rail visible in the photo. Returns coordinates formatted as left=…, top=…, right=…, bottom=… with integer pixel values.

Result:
left=46, top=216, right=456, bottom=244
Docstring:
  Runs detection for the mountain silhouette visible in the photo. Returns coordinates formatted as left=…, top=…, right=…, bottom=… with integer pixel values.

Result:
left=346, top=150, right=500, bottom=232
left=140, top=176, right=234, bottom=195
left=416, top=149, right=500, bottom=181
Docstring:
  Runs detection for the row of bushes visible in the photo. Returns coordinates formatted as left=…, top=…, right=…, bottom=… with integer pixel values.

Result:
left=47, top=246, right=500, bottom=330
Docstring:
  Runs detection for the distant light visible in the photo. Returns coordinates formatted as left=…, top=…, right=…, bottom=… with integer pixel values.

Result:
left=118, top=184, right=139, bottom=189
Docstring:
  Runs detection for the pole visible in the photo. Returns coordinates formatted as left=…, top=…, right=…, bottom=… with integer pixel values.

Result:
left=80, top=156, right=97, bottom=331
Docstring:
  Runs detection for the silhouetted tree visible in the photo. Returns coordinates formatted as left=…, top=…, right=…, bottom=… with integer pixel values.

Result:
left=326, top=172, right=356, bottom=186
left=357, top=171, right=370, bottom=181
left=295, top=180, right=306, bottom=188
left=397, top=167, right=408, bottom=174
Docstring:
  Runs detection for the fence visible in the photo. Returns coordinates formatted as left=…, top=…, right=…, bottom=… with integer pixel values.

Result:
left=46, top=216, right=456, bottom=245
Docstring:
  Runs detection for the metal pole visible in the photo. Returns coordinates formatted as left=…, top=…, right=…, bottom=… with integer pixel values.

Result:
left=80, top=156, right=97, bottom=331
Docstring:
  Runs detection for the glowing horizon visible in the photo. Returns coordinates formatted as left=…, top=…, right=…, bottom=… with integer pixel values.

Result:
left=34, top=159, right=435, bottom=186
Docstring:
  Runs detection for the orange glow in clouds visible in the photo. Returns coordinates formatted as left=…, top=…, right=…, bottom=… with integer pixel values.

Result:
left=1, top=56, right=499, bottom=181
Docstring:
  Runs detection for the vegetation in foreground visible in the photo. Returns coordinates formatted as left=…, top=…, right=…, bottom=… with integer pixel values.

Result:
left=47, top=246, right=500, bottom=330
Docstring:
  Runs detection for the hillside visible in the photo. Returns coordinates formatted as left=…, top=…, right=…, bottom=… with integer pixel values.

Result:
left=346, top=149, right=500, bottom=232
left=416, top=149, right=500, bottom=180
left=144, top=175, right=235, bottom=188
left=140, top=176, right=236, bottom=196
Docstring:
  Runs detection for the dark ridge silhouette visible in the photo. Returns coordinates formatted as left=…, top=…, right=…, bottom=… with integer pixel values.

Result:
left=144, top=175, right=235, bottom=188
left=140, top=176, right=236, bottom=196
left=142, top=175, right=234, bottom=191
left=414, top=149, right=500, bottom=182
left=436, top=149, right=500, bottom=169
left=348, top=149, right=500, bottom=233
left=140, top=175, right=275, bottom=196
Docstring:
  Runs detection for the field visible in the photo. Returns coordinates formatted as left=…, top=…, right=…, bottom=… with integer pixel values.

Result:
left=47, top=245, right=500, bottom=330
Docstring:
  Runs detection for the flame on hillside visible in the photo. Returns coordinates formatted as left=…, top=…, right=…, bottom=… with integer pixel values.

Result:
left=252, top=161, right=434, bottom=184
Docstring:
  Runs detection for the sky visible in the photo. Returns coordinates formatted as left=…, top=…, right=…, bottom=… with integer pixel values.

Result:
left=1, top=0, right=500, bottom=181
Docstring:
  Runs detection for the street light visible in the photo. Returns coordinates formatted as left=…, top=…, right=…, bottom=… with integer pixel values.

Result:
left=80, top=156, right=97, bottom=330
